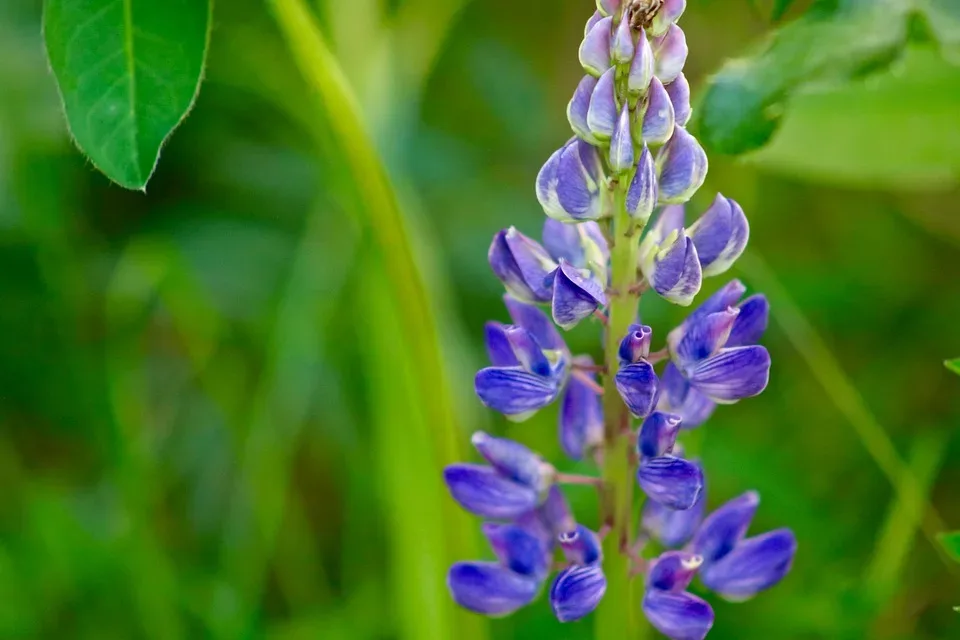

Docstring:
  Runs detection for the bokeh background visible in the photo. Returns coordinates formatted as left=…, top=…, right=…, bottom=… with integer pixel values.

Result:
left=1, top=0, right=959, bottom=638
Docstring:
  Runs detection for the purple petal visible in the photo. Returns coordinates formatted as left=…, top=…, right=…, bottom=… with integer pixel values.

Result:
left=647, top=551, right=704, bottom=592
left=552, top=260, right=607, bottom=330
left=637, top=456, right=704, bottom=510
left=503, top=325, right=551, bottom=376
left=555, top=140, right=604, bottom=221
left=448, top=561, right=541, bottom=616
left=688, top=194, right=750, bottom=276
left=503, top=295, right=565, bottom=352
left=641, top=76, right=676, bottom=146
left=615, top=361, right=659, bottom=418
left=642, top=589, right=714, bottom=640
left=579, top=16, right=613, bottom=76
left=587, top=67, right=618, bottom=141
left=652, top=0, right=687, bottom=36
left=653, top=24, right=688, bottom=84
left=482, top=522, right=550, bottom=579
left=618, top=323, right=653, bottom=364
left=568, top=75, right=599, bottom=143
left=626, top=145, right=658, bottom=223
left=558, top=524, right=603, bottom=565
left=687, top=345, right=771, bottom=403
left=657, top=127, right=708, bottom=205
left=666, top=73, right=692, bottom=126
left=585, top=10, right=603, bottom=36
left=550, top=564, right=607, bottom=623
left=538, top=485, right=577, bottom=537
left=471, top=431, right=549, bottom=490
left=488, top=227, right=556, bottom=303
left=475, top=366, right=561, bottom=418
left=674, top=307, right=740, bottom=369
left=643, top=470, right=705, bottom=547
left=680, top=279, right=748, bottom=330
left=484, top=322, right=519, bottom=367
left=559, top=360, right=604, bottom=460
left=444, top=464, right=540, bottom=519
left=611, top=13, right=635, bottom=63
left=700, top=528, right=797, bottom=600
left=543, top=218, right=584, bottom=265
left=638, top=411, right=683, bottom=459
left=628, top=29, right=655, bottom=94
left=727, top=294, right=769, bottom=347
left=692, top=490, right=760, bottom=563
left=609, top=101, right=634, bottom=174
left=657, top=363, right=717, bottom=428
left=647, top=234, right=702, bottom=306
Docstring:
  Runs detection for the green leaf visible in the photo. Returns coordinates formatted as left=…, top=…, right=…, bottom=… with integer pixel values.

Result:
left=945, top=358, right=960, bottom=375
left=746, top=47, right=960, bottom=189
left=772, top=0, right=796, bottom=21
left=43, top=0, right=211, bottom=190
left=695, top=0, right=960, bottom=157
left=938, top=531, right=960, bottom=562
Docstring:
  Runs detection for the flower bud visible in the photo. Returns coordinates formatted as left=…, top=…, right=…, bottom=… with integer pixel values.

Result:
left=626, top=145, right=658, bottom=222
left=444, top=464, right=540, bottom=519
left=639, top=77, right=676, bottom=147
left=674, top=307, right=739, bottom=369
left=558, top=524, right=603, bottom=565
left=687, top=345, right=770, bottom=403
left=643, top=469, right=706, bottom=546
left=700, top=529, right=797, bottom=600
left=618, top=323, right=653, bottom=364
left=642, top=589, right=714, bottom=640
left=596, top=0, right=620, bottom=17
left=615, top=361, right=658, bottom=417
left=579, top=16, right=613, bottom=76
left=609, top=102, right=634, bottom=174
left=474, top=361, right=565, bottom=420
left=472, top=431, right=551, bottom=491
left=687, top=194, right=750, bottom=276
left=503, top=294, right=566, bottom=352
left=537, top=139, right=605, bottom=222
left=637, top=411, right=682, bottom=459
left=585, top=10, right=603, bottom=36
left=568, top=75, right=599, bottom=143
left=726, top=294, right=769, bottom=347
left=640, top=230, right=703, bottom=306
left=665, top=73, right=691, bottom=126
left=587, top=67, right=618, bottom=141
left=653, top=24, right=688, bottom=84
left=448, top=561, right=541, bottom=616
left=650, top=0, right=687, bottom=36
left=559, top=357, right=604, bottom=460
left=656, top=126, right=708, bottom=205
left=551, top=259, right=607, bottom=330
left=637, top=456, right=704, bottom=510
left=482, top=522, right=550, bottom=579
left=611, top=14, right=635, bottom=64
left=628, top=30, right=655, bottom=94
left=488, top=227, right=556, bottom=303
left=550, top=564, right=607, bottom=622
left=647, top=551, right=704, bottom=592
left=692, top=490, right=759, bottom=563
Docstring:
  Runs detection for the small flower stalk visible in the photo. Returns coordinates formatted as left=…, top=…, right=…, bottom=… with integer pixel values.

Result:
left=445, top=1, right=793, bottom=638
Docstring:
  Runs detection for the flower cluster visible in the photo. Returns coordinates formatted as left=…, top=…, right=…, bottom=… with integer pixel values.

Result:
left=442, top=1, right=796, bottom=638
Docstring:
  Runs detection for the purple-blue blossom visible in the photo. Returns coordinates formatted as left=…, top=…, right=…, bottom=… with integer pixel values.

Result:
left=443, top=2, right=794, bottom=636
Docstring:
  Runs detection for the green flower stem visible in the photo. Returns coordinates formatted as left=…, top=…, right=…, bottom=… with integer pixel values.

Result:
left=597, top=181, right=647, bottom=639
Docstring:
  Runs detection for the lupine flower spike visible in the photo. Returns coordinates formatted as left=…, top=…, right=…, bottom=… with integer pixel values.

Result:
left=445, top=1, right=794, bottom=637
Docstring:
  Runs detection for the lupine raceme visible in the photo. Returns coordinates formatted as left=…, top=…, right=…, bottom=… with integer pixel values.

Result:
left=443, top=1, right=796, bottom=637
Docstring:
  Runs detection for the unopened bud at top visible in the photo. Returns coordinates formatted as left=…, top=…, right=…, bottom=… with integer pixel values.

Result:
left=650, top=0, right=687, bottom=36
left=653, top=24, right=688, bottom=84
left=656, top=126, right=708, bottom=205
left=638, top=77, right=675, bottom=147
left=628, top=29, right=655, bottom=95
left=580, top=16, right=613, bottom=76
left=609, top=102, right=634, bottom=174
left=611, top=15, right=636, bottom=64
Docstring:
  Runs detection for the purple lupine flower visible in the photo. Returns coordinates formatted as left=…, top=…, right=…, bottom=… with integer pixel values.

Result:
left=551, top=259, right=607, bottom=330
left=542, top=218, right=609, bottom=283
left=580, top=15, right=613, bottom=76
left=666, top=73, right=692, bottom=127
left=637, top=455, right=704, bottom=510
left=568, top=75, right=600, bottom=144
left=647, top=551, right=704, bottom=592
left=448, top=562, right=542, bottom=616
left=471, top=431, right=554, bottom=491
left=642, top=589, right=714, bottom=640
left=559, top=524, right=604, bottom=565
left=627, top=145, right=658, bottom=223
left=559, top=356, right=604, bottom=460
left=611, top=13, right=635, bottom=64
left=444, top=464, right=541, bottom=519
left=639, top=76, right=676, bottom=146
left=653, top=23, right=689, bottom=84
left=488, top=227, right=556, bottom=303
left=643, top=468, right=706, bottom=547
left=628, top=28, right=655, bottom=95
left=587, top=67, right=618, bottom=142
left=618, top=323, right=653, bottom=364
left=693, top=491, right=797, bottom=600
left=637, top=411, right=683, bottom=461
left=657, top=126, right=709, bottom=205
left=482, top=522, right=551, bottom=580
left=550, top=564, right=608, bottom=622
left=686, top=194, right=750, bottom=276
left=610, top=102, right=635, bottom=174
left=537, top=138, right=605, bottom=222
left=650, top=0, right=687, bottom=36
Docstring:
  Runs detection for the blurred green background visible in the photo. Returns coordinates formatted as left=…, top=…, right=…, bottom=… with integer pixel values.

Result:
left=1, top=0, right=959, bottom=638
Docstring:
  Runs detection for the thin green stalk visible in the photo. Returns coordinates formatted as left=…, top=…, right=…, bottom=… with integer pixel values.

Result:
left=597, top=184, right=646, bottom=639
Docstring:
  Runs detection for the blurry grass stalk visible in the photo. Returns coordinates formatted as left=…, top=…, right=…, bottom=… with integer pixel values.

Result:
left=268, top=0, right=486, bottom=638
left=738, top=253, right=951, bottom=562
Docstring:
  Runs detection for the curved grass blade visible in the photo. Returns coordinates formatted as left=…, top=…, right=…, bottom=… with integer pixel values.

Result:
left=43, top=0, right=211, bottom=190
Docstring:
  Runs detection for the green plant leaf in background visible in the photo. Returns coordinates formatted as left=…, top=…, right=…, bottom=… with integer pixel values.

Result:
left=945, top=358, right=960, bottom=376
left=772, top=0, right=797, bottom=21
left=938, top=532, right=960, bottom=562
left=695, top=0, right=960, bottom=158
left=43, top=0, right=211, bottom=190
